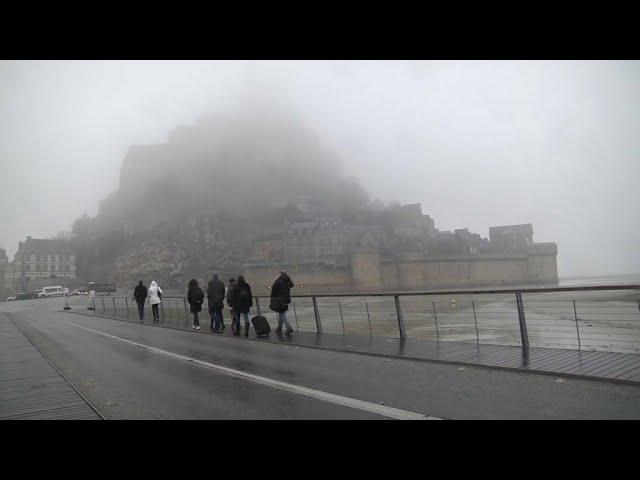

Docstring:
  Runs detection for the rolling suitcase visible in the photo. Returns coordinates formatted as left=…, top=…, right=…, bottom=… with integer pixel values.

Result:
left=251, top=315, right=271, bottom=337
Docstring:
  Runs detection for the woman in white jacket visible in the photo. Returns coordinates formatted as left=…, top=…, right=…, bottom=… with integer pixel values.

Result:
left=148, top=280, right=163, bottom=322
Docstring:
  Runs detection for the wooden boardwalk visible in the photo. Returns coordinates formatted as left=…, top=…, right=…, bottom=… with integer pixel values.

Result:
left=274, top=332, right=640, bottom=384
left=0, top=314, right=102, bottom=420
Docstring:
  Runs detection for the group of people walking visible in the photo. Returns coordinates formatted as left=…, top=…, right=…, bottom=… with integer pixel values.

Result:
left=132, top=271, right=295, bottom=337
left=133, top=280, right=163, bottom=322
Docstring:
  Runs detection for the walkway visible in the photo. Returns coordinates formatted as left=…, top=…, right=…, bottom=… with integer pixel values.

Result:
left=0, top=313, right=102, bottom=420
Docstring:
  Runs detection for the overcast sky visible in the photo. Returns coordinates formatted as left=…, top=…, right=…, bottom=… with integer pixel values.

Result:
left=1, top=60, right=638, bottom=278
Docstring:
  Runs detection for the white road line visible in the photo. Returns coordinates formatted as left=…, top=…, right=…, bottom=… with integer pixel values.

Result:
left=66, top=322, right=440, bottom=420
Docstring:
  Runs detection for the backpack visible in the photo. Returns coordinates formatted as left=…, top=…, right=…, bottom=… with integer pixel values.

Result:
left=239, top=287, right=250, bottom=304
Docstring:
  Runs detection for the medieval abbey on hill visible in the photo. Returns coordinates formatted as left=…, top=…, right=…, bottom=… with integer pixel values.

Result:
left=40, top=105, right=559, bottom=294
left=108, top=185, right=558, bottom=293
left=110, top=197, right=558, bottom=294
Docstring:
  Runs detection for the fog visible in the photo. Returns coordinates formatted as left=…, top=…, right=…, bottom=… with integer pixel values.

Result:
left=1, top=60, right=639, bottom=278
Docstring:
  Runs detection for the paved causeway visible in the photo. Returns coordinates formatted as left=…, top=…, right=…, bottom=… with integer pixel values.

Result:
left=1, top=298, right=639, bottom=419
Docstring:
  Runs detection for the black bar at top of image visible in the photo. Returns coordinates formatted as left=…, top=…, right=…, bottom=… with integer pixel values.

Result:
left=2, top=18, right=639, bottom=60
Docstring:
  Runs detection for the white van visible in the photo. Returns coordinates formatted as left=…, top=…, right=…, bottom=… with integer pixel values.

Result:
left=42, top=285, right=65, bottom=297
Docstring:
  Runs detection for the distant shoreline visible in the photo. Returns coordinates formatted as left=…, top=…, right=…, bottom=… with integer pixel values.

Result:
left=559, top=274, right=640, bottom=286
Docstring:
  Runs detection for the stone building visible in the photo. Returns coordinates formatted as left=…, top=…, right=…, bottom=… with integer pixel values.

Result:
left=488, top=224, right=533, bottom=253
left=283, top=217, right=347, bottom=266
left=4, top=237, right=76, bottom=292
left=243, top=204, right=559, bottom=294
left=0, top=248, right=8, bottom=299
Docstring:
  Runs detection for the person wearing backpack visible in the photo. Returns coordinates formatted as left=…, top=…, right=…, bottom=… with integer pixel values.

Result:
left=235, top=275, right=253, bottom=337
left=270, top=271, right=294, bottom=335
left=207, top=273, right=226, bottom=333
left=187, top=278, right=205, bottom=330
left=133, top=280, right=148, bottom=321
left=227, top=278, right=239, bottom=335
left=148, top=280, right=163, bottom=323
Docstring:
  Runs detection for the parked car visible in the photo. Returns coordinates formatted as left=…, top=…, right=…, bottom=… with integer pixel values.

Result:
left=6, top=295, right=16, bottom=301
left=14, top=293, right=31, bottom=300
left=35, top=289, right=45, bottom=298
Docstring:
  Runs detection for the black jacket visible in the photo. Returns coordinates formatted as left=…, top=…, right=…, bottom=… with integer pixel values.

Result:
left=227, top=283, right=239, bottom=310
left=187, top=286, right=205, bottom=313
left=207, top=278, right=226, bottom=310
left=134, top=284, right=148, bottom=303
left=235, top=280, right=253, bottom=314
left=270, top=273, right=294, bottom=313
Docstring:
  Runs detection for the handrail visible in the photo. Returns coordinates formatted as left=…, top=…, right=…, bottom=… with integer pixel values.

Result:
left=255, top=284, right=640, bottom=299
left=107, top=284, right=640, bottom=300
left=80, top=283, right=640, bottom=354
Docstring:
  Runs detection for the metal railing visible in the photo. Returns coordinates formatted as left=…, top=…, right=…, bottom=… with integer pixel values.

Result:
left=69, top=284, right=640, bottom=354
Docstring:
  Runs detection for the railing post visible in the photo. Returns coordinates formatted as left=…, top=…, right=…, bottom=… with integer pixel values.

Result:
left=515, top=291, right=529, bottom=349
left=255, top=297, right=262, bottom=316
left=292, top=299, right=299, bottom=331
left=125, top=297, right=129, bottom=318
left=432, top=301, right=439, bottom=341
left=112, top=297, right=116, bottom=315
left=472, top=300, right=479, bottom=345
left=365, top=301, right=372, bottom=337
left=101, top=297, right=105, bottom=313
left=394, top=295, right=407, bottom=340
left=312, top=296, right=323, bottom=333
left=338, top=301, right=345, bottom=334
left=160, top=300, right=164, bottom=322
left=573, top=300, right=581, bottom=351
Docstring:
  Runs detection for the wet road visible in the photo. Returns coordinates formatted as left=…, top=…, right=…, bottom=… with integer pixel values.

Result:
left=2, top=298, right=640, bottom=419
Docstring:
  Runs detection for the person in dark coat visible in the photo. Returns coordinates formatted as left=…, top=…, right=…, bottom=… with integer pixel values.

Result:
left=207, top=273, right=226, bottom=333
left=133, top=280, right=148, bottom=321
left=226, top=278, right=239, bottom=335
left=187, top=278, right=204, bottom=330
left=270, top=271, right=294, bottom=335
left=235, top=275, right=253, bottom=337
